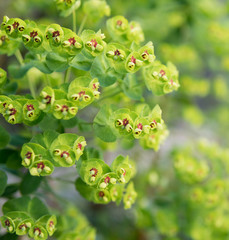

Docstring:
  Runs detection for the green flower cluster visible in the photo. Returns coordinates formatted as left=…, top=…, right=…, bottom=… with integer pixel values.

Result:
left=21, top=131, right=86, bottom=176
left=143, top=61, right=180, bottom=96
left=107, top=15, right=144, bottom=44
left=55, top=0, right=81, bottom=17
left=76, top=155, right=137, bottom=208
left=0, top=197, right=56, bottom=240
left=39, top=76, right=100, bottom=120
left=0, top=94, right=43, bottom=125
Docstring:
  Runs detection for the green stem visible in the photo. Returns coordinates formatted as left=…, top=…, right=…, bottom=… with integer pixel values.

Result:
left=78, top=14, right=87, bottom=35
left=72, top=11, right=76, bottom=33
left=15, top=49, right=24, bottom=65
left=48, top=176, right=75, bottom=184
left=27, top=71, right=36, bottom=98
left=64, top=67, right=71, bottom=83
left=44, top=74, right=51, bottom=86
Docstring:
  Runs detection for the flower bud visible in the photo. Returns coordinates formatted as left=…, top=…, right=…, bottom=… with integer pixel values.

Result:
left=106, top=51, right=114, bottom=58
left=95, top=44, right=103, bottom=52
left=128, top=61, right=135, bottom=70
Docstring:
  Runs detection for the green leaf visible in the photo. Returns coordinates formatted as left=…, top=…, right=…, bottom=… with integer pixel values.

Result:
left=6, top=152, right=22, bottom=170
left=90, top=55, right=120, bottom=87
left=0, top=126, right=10, bottom=149
left=2, top=184, right=19, bottom=198
left=0, top=170, right=7, bottom=196
left=93, top=105, right=117, bottom=142
left=39, top=114, right=59, bottom=131
left=2, top=196, right=30, bottom=214
left=20, top=172, right=42, bottom=195
left=2, top=82, right=18, bottom=95
left=122, top=73, right=143, bottom=100
left=69, top=53, right=93, bottom=71
left=46, top=53, right=69, bottom=72
left=28, top=197, right=49, bottom=220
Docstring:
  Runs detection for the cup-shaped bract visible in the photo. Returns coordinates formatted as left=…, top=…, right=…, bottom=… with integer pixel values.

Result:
left=105, top=42, right=130, bottom=74
left=61, top=28, right=83, bottom=56
left=51, top=144, right=76, bottom=167
left=36, top=215, right=57, bottom=237
left=123, top=182, right=137, bottom=209
left=81, top=29, right=106, bottom=57
left=39, top=86, right=55, bottom=112
left=0, top=215, right=15, bottom=233
left=22, top=27, right=44, bottom=53
left=98, top=172, right=118, bottom=189
left=29, top=224, right=48, bottom=240
left=94, top=189, right=111, bottom=204
left=79, top=159, right=104, bottom=186
left=144, top=61, right=180, bottom=95
left=1, top=99, right=23, bottom=124
left=21, top=144, right=36, bottom=168
left=106, top=16, right=129, bottom=43
left=4, top=18, right=26, bottom=39
left=127, top=21, right=144, bottom=44
left=29, top=160, right=54, bottom=176
left=125, top=51, right=143, bottom=73
left=132, top=117, right=150, bottom=139
left=83, top=0, right=111, bottom=21
left=52, top=99, right=78, bottom=120
left=22, top=100, right=42, bottom=123
left=45, top=23, right=64, bottom=47
left=138, top=41, right=155, bottom=65
left=16, top=218, right=34, bottom=236
left=73, top=136, right=87, bottom=160
left=89, top=78, right=100, bottom=99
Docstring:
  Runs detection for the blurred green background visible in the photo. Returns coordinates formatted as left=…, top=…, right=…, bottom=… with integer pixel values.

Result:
left=0, top=0, right=229, bottom=239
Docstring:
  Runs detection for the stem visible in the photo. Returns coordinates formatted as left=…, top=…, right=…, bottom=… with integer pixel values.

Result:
left=15, top=49, right=36, bottom=98
left=48, top=176, right=75, bottom=184
left=78, top=14, right=87, bottom=36
left=44, top=74, right=51, bottom=86
left=72, top=11, right=76, bottom=33
left=64, top=67, right=71, bottom=83
left=15, top=49, right=24, bottom=65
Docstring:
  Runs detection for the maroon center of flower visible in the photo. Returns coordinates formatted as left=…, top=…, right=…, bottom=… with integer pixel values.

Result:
left=78, top=143, right=82, bottom=150
left=131, top=56, right=136, bottom=64
left=160, top=69, right=165, bottom=76
left=12, top=21, right=19, bottom=29
left=19, top=223, right=27, bottom=229
left=37, top=162, right=45, bottom=170
left=10, top=108, right=17, bottom=116
left=137, top=123, right=143, bottom=130
left=61, top=105, right=68, bottom=112
left=91, top=39, right=98, bottom=48
left=61, top=151, right=69, bottom=158
left=52, top=31, right=60, bottom=37
left=114, top=49, right=120, bottom=56
left=123, top=118, right=129, bottom=127
left=27, top=104, right=34, bottom=111
left=5, top=219, right=10, bottom=227
left=68, top=37, right=76, bottom=46
left=49, top=221, right=54, bottom=227
left=34, top=227, right=41, bottom=235
left=30, top=31, right=38, bottom=38
left=44, top=95, right=52, bottom=104
left=99, top=191, right=105, bottom=197
left=122, top=169, right=126, bottom=176
left=25, top=151, right=32, bottom=159
left=79, top=91, right=85, bottom=97
left=116, top=20, right=122, bottom=26
left=104, top=176, right=110, bottom=184
left=92, top=84, right=97, bottom=90
left=90, top=168, right=98, bottom=177
left=3, top=102, right=7, bottom=108
left=170, top=79, right=174, bottom=85
left=144, top=50, right=149, bottom=55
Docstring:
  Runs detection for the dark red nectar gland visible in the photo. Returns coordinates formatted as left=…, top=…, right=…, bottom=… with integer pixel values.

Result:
left=61, top=151, right=69, bottom=158
left=5, top=219, right=10, bottom=227
left=44, top=95, right=52, bottom=104
left=137, top=123, right=143, bottom=130
left=90, top=168, right=98, bottom=177
left=91, top=39, right=98, bottom=48
left=61, top=105, right=68, bottom=112
left=68, top=37, right=76, bottom=46
left=99, top=191, right=105, bottom=197
left=131, top=56, right=136, bottom=64
left=30, top=31, right=38, bottom=38
left=9, top=108, right=17, bottom=116
left=49, top=221, right=54, bottom=227
left=19, top=224, right=27, bottom=230
left=12, top=21, right=19, bottom=29
left=34, top=227, right=41, bottom=235
left=123, top=118, right=129, bottom=127
left=160, top=69, right=165, bottom=76
left=170, top=79, right=174, bottom=85
left=25, top=151, right=32, bottom=159
left=104, top=176, right=111, bottom=184
left=79, top=91, right=85, bottom=97
left=52, top=31, right=60, bottom=38
left=77, top=143, right=82, bottom=150
left=37, top=162, right=45, bottom=170
left=116, top=20, right=122, bottom=26
left=27, top=104, right=34, bottom=111
left=114, top=49, right=121, bottom=56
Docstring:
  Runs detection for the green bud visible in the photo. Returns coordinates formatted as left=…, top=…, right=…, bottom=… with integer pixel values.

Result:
left=128, top=61, right=135, bottom=70
left=125, top=124, right=133, bottom=133
left=83, top=95, right=91, bottom=102
left=99, top=182, right=107, bottom=189
left=30, top=167, right=39, bottom=176
left=135, top=59, right=143, bottom=67
left=22, top=34, right=31, bottom=43
left=106, top=50, right=114, bottom=58
left=95, top=44, right=103, bottom=51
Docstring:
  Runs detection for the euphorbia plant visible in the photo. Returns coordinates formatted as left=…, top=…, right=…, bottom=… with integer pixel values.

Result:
left=0, top=0, right=180, bottom=239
